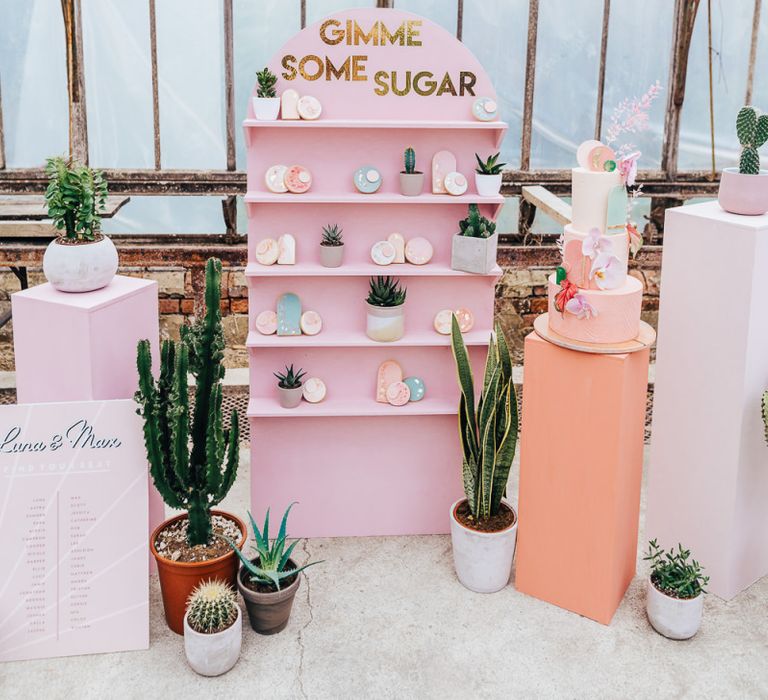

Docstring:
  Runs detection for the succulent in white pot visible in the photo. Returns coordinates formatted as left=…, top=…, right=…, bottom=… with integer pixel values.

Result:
left=644, top=539, right=709, bottom=640
left=252, top=67, right=280, bottom=121
left=183, top=580, right=242, bottom=676
left=319, top=223, right=344, bottom=268
left=42, top=156, right=118, bottom=293
left=474, top=152, right=505, bottom=197
left=365, top=276, right=406, bottom=342
left=449, top=315, right=518, bottom=593
left=451, top=204, right=499, bottom=274
left=275, top=364, right=306, bottom=409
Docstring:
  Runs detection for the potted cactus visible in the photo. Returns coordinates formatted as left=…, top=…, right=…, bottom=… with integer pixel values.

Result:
left=399, top=147, right=424, bottom=196
left=252, top=67, right=280, bottom=120
left=451, top=204, right=499, bottom=274
left=230, top=505, right=322, bottom=635
left=135, top=257, right=246, bottom=635
left=274, top=364, right=306, bottom=408
left=183, top=580, right=242, bottom=676
left=319, top=223, right=344, bottom=267
left=449, top=316, right=519, bottom=593
left=42, top=156, right=118, bottom=292
left=474, top=152, right=505, bottom=196
left=644, top=539, right=709, bottom=640
left=718, top=105, right=768, bottom=215
left=365, top=275, right=406, bottom=342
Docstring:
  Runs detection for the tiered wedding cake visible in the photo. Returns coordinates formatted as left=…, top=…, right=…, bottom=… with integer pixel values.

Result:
left=547, top=140, right=643, bottom=344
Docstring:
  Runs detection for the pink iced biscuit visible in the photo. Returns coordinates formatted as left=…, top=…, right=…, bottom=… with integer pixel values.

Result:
left=264, top=165, right=288, bottom=193
left=302, top=377, right=327, bottom=403
left=255, top=238, right=279, bottom=265
left=371, top=240, right=396, bottom=265
left=387, top=233, right=405, bottom=263
left=285, top=165, right=312, bottom=193
left=444, top=172, right=468, bottom=196
left=386, top=381, right=411, bottom=406
left=405, top=237, right=433, bottom=265
left=297, top=95, right=322, bottom=120
left=376, top=360, right=403, bottom=403
left=432, top=150, right=457, bottom=193
left=433, top=309, right=453, bottom=335
left=300, top=310, right=323, bottom=335
left=588, top=145, right=616, bottom=172
left=576, top=139, right=603, bottom=170
left=454, top=308, right=474, bottom=332
left=281, top=89, right=300, bottom=119
left=255, top=310, right=277, bottom=335
left=277, top=233, right=296, bottom=265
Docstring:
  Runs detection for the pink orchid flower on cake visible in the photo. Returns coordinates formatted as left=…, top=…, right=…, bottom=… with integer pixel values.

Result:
left=617, top=151, right=641, bottom=187
left=590, top=253, right=624, bottom=290
left=565, top=294, right=598, bottom=320
left=582, top=227, right=611, bottom=259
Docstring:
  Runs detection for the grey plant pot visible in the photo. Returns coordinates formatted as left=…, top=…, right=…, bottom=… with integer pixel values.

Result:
left=319, top=244, right=344, bottom=268
left=451, top=232, right=499, bottom=274
left=238, top=559, right=301, bottom=635
left=278, top=385, right=303, bottom=408
left=399, top=172, right=424, bottom=196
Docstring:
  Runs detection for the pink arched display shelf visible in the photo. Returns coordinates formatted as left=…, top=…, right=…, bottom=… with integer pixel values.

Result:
left=246, top=8, right=507, bottom=536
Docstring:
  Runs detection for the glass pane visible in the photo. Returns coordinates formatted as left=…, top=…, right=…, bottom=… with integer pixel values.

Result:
left=395, top=0, right=457, bottom=35
left=82, top=0, right=154, bottom=168
left=102, top=196, right=226, bottom=234
left=0, top=0, right=68, bottom=167
left=306, top=0, right=374, bottom=27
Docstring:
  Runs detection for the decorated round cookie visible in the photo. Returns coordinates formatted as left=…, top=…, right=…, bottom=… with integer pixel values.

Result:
left=255, top=310, right=277, bottom=335
left=255, top=238, right=279, bottom=265
left=405, top=237, right=433, bottom=265
left=472, top=97, right=498, bottom=121
left=455, top=307, right=475, bottom=333
left=302, top=377, right=327, bottom=403
left=575, top=140, right=603, bottom=170
left=297, top=95, right=322, bottom=120
left=300, top=310, right=323, bottom=335
left=265, top=165, right=288, bottom=193
left=386, top=381, right=411, bottom=407
left=403, top=376, right=425, bottom=402
left=587, top=145, right=617, bottom=173
left=387, top=232, right=405, bottom=263
left=285, top=165, right=312, bottom=193
left=444, top=171, right=468, bottom=196
left=433, top=309, right=453, bottom=335
left=371, top=240, right=396, bottom=266
left=354, top=166, right=382, bottom=194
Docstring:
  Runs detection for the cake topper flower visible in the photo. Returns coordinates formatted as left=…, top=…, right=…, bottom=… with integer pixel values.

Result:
left=554, top=277, right=578, bottom=316
left=590, top=253, right=623, bottom=290
left=605, top=81, right=663, bottom=154
left=627, top=222, right=643, bottom=257
left=565, top=294, right=598, bottom=320
left=582, top=227, right=611, bottom=259
left=617, top=151, right=641, bottom=187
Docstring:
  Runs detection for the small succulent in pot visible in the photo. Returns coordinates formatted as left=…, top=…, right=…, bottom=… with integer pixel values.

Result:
left=644, top=539, right=709, bottom=640
left=42, top=156, right=118, bottom=292
left=365, top=276, right=407, bottom=342
left=183, top=580, right=242, bottom=676
left=229, top=505, right=322, bottom=634
left=253, top=67, right=280, bottom=120
left=274, top=364, right=306, bottom=408
left=474, top=152, right=506, bottom=196
left=319, top=223, right=344, bottom=268
left=451, top=204, right=499, bottom=274
left=399, top=146, right=424, bottom=196
left=718, top=105, right=768, bottom=215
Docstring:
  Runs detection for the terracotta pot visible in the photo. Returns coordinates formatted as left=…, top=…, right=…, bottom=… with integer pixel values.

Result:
left=319, top=244, right=344, bottom=268
left=183, top=606, right=242, bottom=676
left=365, top=302, right=405, bottom=342
left=237, top=558, right=301, bottom=635
left=278, top=385, right=303, bottom=408
left=399, top=172, right=424, bottom=196
left=646, top=576, right=704, bottom=640
left=150, top=510, right=247, bottom=635
left=718, top=168, right=768, bottom=215
left=43, top=235, right=118, bottom=293
left=451, top=232, right=499, bottom=274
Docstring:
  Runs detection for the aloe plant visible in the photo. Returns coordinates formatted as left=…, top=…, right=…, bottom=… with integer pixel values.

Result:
left=274, top=364, right=306, bottom=389
left=321, top=223, right=343, bottom=247
left=256, top=67, right=277, bottom=98
left=450, top=315, right=518, bottom=520
left=475, top=152, right=506, bottom=175
left=366, top=276, right=406, bottom=307
left=736, top=106, right=768, bottom=174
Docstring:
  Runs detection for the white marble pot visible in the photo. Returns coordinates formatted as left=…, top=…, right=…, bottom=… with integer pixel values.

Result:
left=43, top=235, right=118, bottom=293
left=183, top=606, right=242, bottom=677
left=475, top=173, right=502, bottom=197
left=646, top=577, right=703, bottom=640
left=252, top=96, right=280, bottom=121
left=449, top=498, right=518, bottom=593
left=366, top=302, right=405, bottom=342
left=278, top=385, right=303, bottom=409
left=451, top=232, right=498, bottom=275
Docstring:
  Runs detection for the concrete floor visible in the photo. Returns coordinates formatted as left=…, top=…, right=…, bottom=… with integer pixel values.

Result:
left=2, top=447, right=767, bottom=700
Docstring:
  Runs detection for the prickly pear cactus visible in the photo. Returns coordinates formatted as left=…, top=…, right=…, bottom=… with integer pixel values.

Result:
left=736, top=106, right=768, bottom=174
left=404, top=147, right=416, bottom=174
left=186, top=580, right=238, bottom=634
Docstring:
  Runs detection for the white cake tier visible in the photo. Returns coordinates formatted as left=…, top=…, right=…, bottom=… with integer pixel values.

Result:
left=571, top=167, right=622, bottom=233
left=562, top=223, right=629, bottom=290
left=547, top=273, right=642, bottom=344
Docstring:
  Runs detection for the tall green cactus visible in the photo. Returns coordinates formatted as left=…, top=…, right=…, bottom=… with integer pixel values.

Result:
left=736, top=105, right=768, bottom=174
left=450, top=315, right=518, bottom=520
left=135, top=258, right=239, bottom=546
left=403, top=147, right=416, bottom=174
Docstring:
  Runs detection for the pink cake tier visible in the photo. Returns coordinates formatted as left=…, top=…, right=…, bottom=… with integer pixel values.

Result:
left=562, top=223, right=629, bottom=290
left=547, top=273, right=642, bottom=344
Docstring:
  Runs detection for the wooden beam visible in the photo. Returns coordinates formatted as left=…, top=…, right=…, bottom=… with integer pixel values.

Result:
left=521, top=185, right=572, bottom=225
left=148, top=0, right=161, bottom=169
left=594, top=0, right=611, bottom=141
left=0, top=77, right=5, bottom=170
left=520, top=0, right=539, bottom=171
left=300, top=0, right=306, bottom=29
left=61, top=0, right=88, bottom=162
left=0, top=195, right=130, bottom=220
left=745, top=0, right=762, bottom=104
left=457, top=0, right=464, bottom=41
left=223, top=0, right=236, bottom=171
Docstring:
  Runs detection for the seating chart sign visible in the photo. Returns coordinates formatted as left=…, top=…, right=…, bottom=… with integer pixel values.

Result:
left=0, top=400, right=149, bottom=662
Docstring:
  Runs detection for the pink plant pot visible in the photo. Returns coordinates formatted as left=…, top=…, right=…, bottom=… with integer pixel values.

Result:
left=718, top=168, right=768, bottom=216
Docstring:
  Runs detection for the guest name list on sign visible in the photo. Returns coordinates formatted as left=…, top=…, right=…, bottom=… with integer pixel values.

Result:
left=0, top=400, right=149, bottom=662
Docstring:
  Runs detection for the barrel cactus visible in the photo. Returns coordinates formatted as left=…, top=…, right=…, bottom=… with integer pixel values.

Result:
left=186, top=580, right=239, bottom=634
left=135, top=257, right=239, bottom=546
left=736, top=105, right=768, bottom=174
left=403, top=147, right=416, bottom=174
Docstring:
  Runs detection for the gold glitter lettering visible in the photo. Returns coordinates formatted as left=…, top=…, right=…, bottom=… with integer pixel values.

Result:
left=353, top=21, right=378, bottom=46
left=299, top=55, right=324, bottom=81
left=436, top=73, right=457, bottom=96
left=459, top=72, right=477, bottom=96
left=320, top=19, right=344, bottom=45
left=406, top=20, right=422, bottom=46
left=373, top=70, right=389, bottom=96
left=281, top=55, right=297, bottom=80
left=380, top=22, right=405, bottom=46
left=413, top=71, right=437, bottom=96
left=351, top=55, right=368, bottom=81
left=325, top=56, right=351, bottom=81
left=391, top=71, right=410, bottom=97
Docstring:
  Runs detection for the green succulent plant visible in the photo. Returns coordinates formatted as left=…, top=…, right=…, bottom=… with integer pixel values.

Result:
left=458, top=204, right=496, bottom=239
left=644, top=539, right=709, bottom=599
left=736, top=105, right=768, bottom=174
left=186, top=580, right=239, bottom=634
left=403, top=147, right=418, bottom=174
left=366, top=276, right=406, bottom=307
left=256, top=67, right=278, bottom=99
left=321, top=223, right=344, bottom=247
left=228, top=504, right=322, bottom=591
left=44, top=156, right=108, bottom=242
left=475, top=152, right=506, bottom=175
left=274, top=364, right=306, bottom=389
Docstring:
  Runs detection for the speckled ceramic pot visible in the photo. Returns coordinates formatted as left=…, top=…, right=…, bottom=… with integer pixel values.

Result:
left=184, top=606, right=242, bottom=676
left=646, top=577, right=703, bottom=640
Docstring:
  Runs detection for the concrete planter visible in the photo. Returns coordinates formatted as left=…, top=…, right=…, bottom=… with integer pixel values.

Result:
left=43, top=235, right=118, bottom=293
left=320, top=244, right=344, bottom=268
left=399, top=172, right=424, bottom=196
left=278, top=385, right=303, bottom=409
left=252, top=96, right=280, bottom=121
left=646, top=576, right=704, bottom=640
left=238, top=559, right=301, bottom=634
left=183, top=606, right=242, bottom=676
left=475, top=173, right=502, bottom=197
left=451, top=232, right=498, bottom=274
left=449, top=498, right=518, bottom=593
left=366, top=302, right=405, bottom=342
left=718, top=168, right=768, bottom=215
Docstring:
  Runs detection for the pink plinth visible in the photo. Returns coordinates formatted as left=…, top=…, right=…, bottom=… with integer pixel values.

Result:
left=11, top=275, right=164, bottom=571
left=646, top=201, right=768, bottom=600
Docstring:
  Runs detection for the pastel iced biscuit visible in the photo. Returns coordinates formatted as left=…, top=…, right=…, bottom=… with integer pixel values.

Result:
left=403, top=376, right=425, bottom=402
left=300, top=310, right=322, bottom=335
left=265, top=165, right=288, bottom=193
left=387, top=233, right=405, bottom=263
left=454, top=307, right=474, bottom=333
left=444, top=171, right=468, bottom=196
left=371, top=240, right=396, bottom=266
left=302, top=377, right=326, bottom=403
left=285, top=165, right=312, bottom=193
left=255, top=238, right=279, bottom=265
left=277, top=234, right=296, bottom=265
left=386, top=381, right=411, bottom=406
left=255, top=310, right=277, bottom=335
left=281, top=89, right=300, bottom=119
left=472, top=97, right=498, bottom=121
left=433, top=309, right=453, bottom=334
left=376, top=360, right=403, bottom=403
left=432, top=150, right=457, bottom=193
left=297, top=95, right=322, bottom=120
left=405, top=237, right=433, bottom=265
left=354, top=166, right=382, bottom=194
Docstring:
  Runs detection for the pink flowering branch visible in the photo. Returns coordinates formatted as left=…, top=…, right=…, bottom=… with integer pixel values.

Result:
left=605, top=81, right=663, bottom=149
